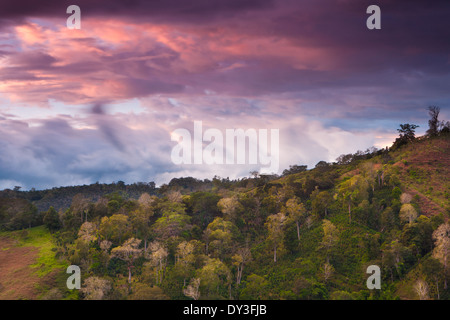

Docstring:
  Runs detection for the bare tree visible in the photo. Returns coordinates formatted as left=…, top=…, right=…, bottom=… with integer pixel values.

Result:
left=414, top=279, right=429, bottom=300
left=433, top=223, right=450, bottom=289
left=147, top=241, right=169, bottom=285
left=138, top=192, right=156, bottom=209
left=232, top=247, right=252, bottom=285
left=71, top=194, right=90, bottom=223
left=426, top=106, right=440, bottom=137
left=399, top=204, right=418, bottom=225
left=218, top=196, right=243, bottom=222
left=167, top=190, right=183, bottom=203
left=176, top=241, right=196, bottom=266
left=321, top=262, right=335, bottom=283
left=111, top=238, right=142, bottom=283
left=183, top=278, right=201, bottom=300
left=400, top=193, right=412, bottom=204
left=78, top=221, right=97, bottom=243
left=80, top=276, right=112, bottom=300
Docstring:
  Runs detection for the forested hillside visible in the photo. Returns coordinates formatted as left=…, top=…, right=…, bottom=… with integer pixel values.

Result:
left=0, top=181, right=158, bottom=214
left=0, top=130, right=449, bottom=300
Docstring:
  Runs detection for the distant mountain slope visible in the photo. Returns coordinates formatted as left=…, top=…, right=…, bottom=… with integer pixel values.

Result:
left=0, top=181, right=158, bottom=213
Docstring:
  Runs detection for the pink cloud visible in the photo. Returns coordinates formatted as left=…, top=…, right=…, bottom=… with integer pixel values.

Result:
left=2, top=14, right=346, bottom=106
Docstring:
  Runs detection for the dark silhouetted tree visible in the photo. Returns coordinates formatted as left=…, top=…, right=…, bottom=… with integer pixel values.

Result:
left=393, top=123, right=419, bottom=148
left=426, top=106, right=440, bottom=137
left=282, top=165, right=307, bottom=176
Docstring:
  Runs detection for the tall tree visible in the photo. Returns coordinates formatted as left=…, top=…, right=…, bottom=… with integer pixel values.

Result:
left=78, top=221, right=97, bottom=243
left=382, top=239, right=410, bottom=280
left=393, top=123, right=419, bottom=148
left=71, top=194, right=90, bottom=223
left=319, top=220, right=339, bottom=263
left=130, top=208, right=152, bottom=252
left=166, top=190, right=183, bottom=203
left=360, top=162, right=377, bottom=192
left=399, top=203, right=418, bottom=225
left=265, top=212, right=287, bottom=263
left=152, top=210, right=191, bottom=241
left=338, top=176, right=368, bottom=224
left=284, top=197, right=306, bottom=242
left=99, top=240, right=112, bottom=271
left=183, top=278, right=201, bottom=300
left=111, top=238, right=142, bottom=283
left=311, top=188, right=332, bottom=219
left=176, top=240, right=196, bottom=266
left=197, top=258, right=231, bottom=299
left=138, top=192, right=156, bottom=209
left=147, top=241, right=169, bottom=285
left=99, top=214, right=131, bottom=245
left=205, top=217, right=239, bottom=259
left=414, top=279, right=429, bottom=300
left=426, top=106, right=440, bottom=137
left=432, top=223, right=450, bottom=289
left=175, top=240, right=199, bottom=286
left=232, top=247, right=252, bottom=286
left=320, top=262, right=335, bottom=283
left=43, top=206, right=61, bottom=232
left=421, top=257, right=444, bottom=300
left=184, top=191, right=221, bottom=228
left=239, top=274, right=269, bottom=300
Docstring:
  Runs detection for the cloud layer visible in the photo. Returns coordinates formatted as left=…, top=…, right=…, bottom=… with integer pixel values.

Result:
left=0, top=0, right=449, bottom=189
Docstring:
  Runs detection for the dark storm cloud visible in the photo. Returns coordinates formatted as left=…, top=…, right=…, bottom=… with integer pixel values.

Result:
left=0, top=0, right=274, bottom=27
left=2, top=0, right=450, bottom=104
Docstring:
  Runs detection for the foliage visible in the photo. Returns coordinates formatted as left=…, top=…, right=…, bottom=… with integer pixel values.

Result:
left=0, top=125, right=449, bottom=300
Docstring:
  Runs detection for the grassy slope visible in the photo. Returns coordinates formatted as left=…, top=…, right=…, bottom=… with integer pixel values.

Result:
left=388, top=136, right=449, bottom=299
left=0, top=226, right=68, bottom=299
left=390, top=136, right=450, bottom=216
left=18, top=226, right=67, bottom=277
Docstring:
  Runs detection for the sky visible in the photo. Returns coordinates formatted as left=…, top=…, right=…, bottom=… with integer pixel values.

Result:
left=0, top=0, right=449, bottom=190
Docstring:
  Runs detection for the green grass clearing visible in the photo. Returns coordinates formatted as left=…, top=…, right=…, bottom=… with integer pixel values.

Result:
left=1, top=225, right=68, bottom=277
